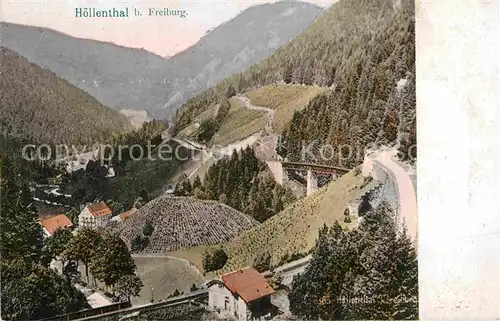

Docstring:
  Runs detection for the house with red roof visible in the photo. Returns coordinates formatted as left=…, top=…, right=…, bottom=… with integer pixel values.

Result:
left=78, top=202, right=112, bottom=229
left=208, top=267, right=277, bottom=320
left=111, top=208, right=137, bottom=223
left=39, top=214, right=73, bottom=237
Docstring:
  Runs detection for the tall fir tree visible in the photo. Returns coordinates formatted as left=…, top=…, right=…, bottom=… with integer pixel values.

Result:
left=0, top=156, right=43, bottom=263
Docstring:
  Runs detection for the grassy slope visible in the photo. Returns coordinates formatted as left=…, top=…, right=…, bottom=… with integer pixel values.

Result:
left=166, top=244, right=221, bottom=275
left=177, top=104, right=219, bottom=139
left=221, top=169, right=363, bottom=273
left=177, top=84, right=323, bottom=149
left=245, top=84, right=326, bottom=132
left=168, top=169, right=364, bottom=274
left=210, top=84, right=323, bottom=146
left=212, top=97, right=266, bottom=146
left=132, top=256, right=204, bottom=305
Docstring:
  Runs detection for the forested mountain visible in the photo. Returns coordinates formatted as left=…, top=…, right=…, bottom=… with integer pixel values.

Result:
left=173, top=0, right=416, bottom=167
left=1, top=2, right=323, bottom=119
left=0, top=47, right=132, bottom=146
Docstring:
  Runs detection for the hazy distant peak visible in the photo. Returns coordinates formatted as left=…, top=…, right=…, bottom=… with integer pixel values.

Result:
left=1, top=1, right=322, bottom=120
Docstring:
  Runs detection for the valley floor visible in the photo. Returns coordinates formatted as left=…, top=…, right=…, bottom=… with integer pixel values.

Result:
left=131, top=255, right=204, bottom=305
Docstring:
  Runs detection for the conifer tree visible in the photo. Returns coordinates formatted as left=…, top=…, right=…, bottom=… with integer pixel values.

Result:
left=192, top=175, right=202, bottom=191
left=67, top=228, right=103, bottom=283
left=0, top=157, right=88, bottom=319
left=0, top=157, right=43, bottom=263
left=139, top=189, right=149, bottom=203
left=289, top=205, right=418, bottom=320
left=89, top=233, right=137, bottom=289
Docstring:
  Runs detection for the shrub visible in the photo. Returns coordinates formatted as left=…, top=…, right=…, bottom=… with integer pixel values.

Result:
left=168, top=289, right=182, bottom=298
left=276, top=252, right=307, bottom=267
left=131, top=235, right=149, bottom=252
left=362, top=176, right=373, bottom=188
left=225, top=85, right=236, bottom=98
left=203, top=248, right=228, bottom=272
left=197, top=119, right=220, bottom=143
left=269, top=272, right=283, bottom=289
left=253, top=251, right=271, bottom=272
left=279, top=253, right=290, bottom=265
left=143, top=220, right=154, bottom=237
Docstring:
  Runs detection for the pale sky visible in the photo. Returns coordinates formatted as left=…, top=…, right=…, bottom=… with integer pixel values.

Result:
left=1, top=0, right=334, bottom=57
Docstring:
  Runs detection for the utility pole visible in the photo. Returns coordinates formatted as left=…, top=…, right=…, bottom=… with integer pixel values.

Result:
left=150, top=287, right=154, bottom=303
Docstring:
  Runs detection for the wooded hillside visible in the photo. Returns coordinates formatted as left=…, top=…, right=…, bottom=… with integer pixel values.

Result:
left=178, top=147, right=296, bottom=222
left=0, top=47, right=132, bottom=146
left=172, top=0, right=416, bottom=167
left=1, top=2, right=322, bottom=119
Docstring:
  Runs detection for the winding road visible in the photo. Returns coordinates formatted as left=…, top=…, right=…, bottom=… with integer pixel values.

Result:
left=168, top=94, right=278, bottom=181
left=273, top=255, right=313, bottom=286
left=233, top=94, right=275, bottom=135
left=368, top=147, right=418, bottom=243
left=132, top=254, right=204, bottom=279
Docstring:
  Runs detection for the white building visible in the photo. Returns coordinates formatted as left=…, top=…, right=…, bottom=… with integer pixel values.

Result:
left=208, top=267, right=276, bottom=321
left=78, top=202, right=112, bottom=229
left=105, top=166, right=116, bottom=178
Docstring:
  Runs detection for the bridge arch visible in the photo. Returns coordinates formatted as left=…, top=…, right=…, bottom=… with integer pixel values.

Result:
left=280, top=162, right=351, bottom=196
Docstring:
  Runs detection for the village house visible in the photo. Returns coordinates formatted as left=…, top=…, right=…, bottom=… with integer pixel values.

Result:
left=110, top=208, right=137, bottom=223
left=78, top=202, right=112, bottom=229
left=208, top=267, right=277, bottom=321
left=39, top=214, right=73, bottom=237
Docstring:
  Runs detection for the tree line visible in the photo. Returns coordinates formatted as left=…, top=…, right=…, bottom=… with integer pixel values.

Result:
left=0, top=47, right=132, bottom=147
left=289, top=202, right=418, bottom=320
left=60, top=119, right=184, bottom=211
left=0, top=156, right=143, bottom=319
left=171, top=0, right=416, bottom=167
left=174, top=146, right=296, bottom=222
left=0, top=156, right=88, bottom=319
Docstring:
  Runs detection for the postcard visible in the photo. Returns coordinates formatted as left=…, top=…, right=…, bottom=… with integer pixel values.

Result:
left=1, top=0, right=436, bottom=320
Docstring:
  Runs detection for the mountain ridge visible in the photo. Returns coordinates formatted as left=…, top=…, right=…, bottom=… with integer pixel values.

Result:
left=0, top=47, right=133, bottom=146
left=1, top=1, right=323, bottom=120
left=172, top=0, right=416, bottom=168
left=0, top=22, right=170, bottom=59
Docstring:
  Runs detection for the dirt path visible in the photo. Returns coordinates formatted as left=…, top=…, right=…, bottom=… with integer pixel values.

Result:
left=234, top=94, right=275, bottom=135
left=233, top=94, right=282, bottom=163
left=132, top=254, right=204, bottom=279
left=234, top=94, right=274, bottom=114
left=170, top=95, right=277, bottom=181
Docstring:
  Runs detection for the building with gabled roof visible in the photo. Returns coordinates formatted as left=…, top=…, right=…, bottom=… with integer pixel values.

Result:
left=111, top=208, right=137, bottom=223
left=78, top=202, right=112, bottom=229
left=208, top=267, right=277, bottom=320
left=39, top=214, right=73, bottom=237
